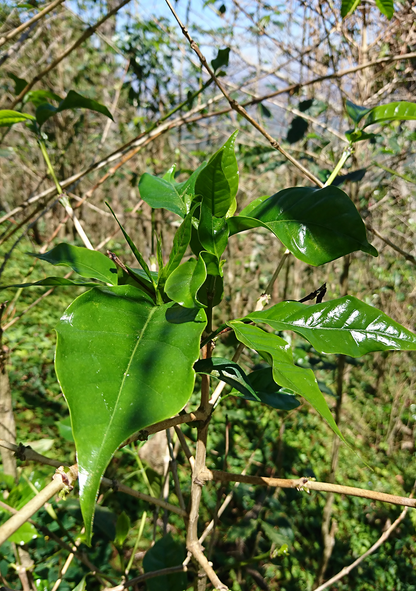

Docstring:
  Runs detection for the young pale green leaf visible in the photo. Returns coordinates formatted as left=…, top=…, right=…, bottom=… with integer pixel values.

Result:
left=198, top=202, right=229, bottom=258
left=115, top=511, right=131, bottom=546
left=375, top=0, right=394, bottom=19
left=345, top=129, right=378, bottom=143
left=195, top=131, right=239, bottom=218
left=345, top=99, right=371, bottom=125
left=341, top=0, right=361, bottom=17
left=230, top=367, right=300, bottom=410
left=143, top=534, right=187, bottom=591
left=362, top=101, right=416, bottom=128
left=245, top=296, right=416, bottom=357
left=55, top=286, right=206, bottom=543
left=194, top=357, right=259, bottom=399
left=138, top=173, right=186, bottom=217
left=0, top=110, right=35, bottom=127
left=228, top=321, right=346, bottom=442
left=211, top=47, right=230, bottom=72
left=30, top=243, right=118, bottom=285
left=0, top=277, right=103, bottom=290
left=234, top=186, right=377, bottom=266
left=165, top=257, right=207, bottom=308
left=106, top=203, right=156, bottom=288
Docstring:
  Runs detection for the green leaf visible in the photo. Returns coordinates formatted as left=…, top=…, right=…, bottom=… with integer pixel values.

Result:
left=230, top=367, right=300, bottom=410
left=341, top=0, right=361, bottom=18
left=194, top=357, right=260, bottom=399
left=232, top=186, right=377, bottom=266
left=55, top=286, right=206, bottom=543
left=375, top=0, right=394, bottom=18
left=345, top=100, right=371, bottom=125
left=211, top=47, right=230, bottom=72
left=198, top=202, right=228, bottom=258
left=139, top=173, right=187, bottom=217
left=0, top=110, right=35, bottom=127
left=259, top=103, right=272, bottom=118
left=56, top=417, right=74, bottom=442
left=165, top=257, right=207, bottom=308
left=35, top=103, right=58, bottom=127
left=228, top=321, right=346, bottom=442
left=25, top=89, right=62, bottom=107
left=0, top=277, right=103, bottom=290
left=8, top=72, right=28, bottom=95
left=72, top=576, right=87, bottom=591
left=196, top=252, right=225, bottom=308
left=362, top=102, right=416, bottom=128
left=195, top=130, right=239, bottom=218
left=8, top=522, right=38, bottom=545
left=158, top=207, right=196, bottom=291
left=345, top=129, right=378, bottom=143
left=245, top=296, right=416, bottom=357
left=30, top=243, right=118, bottom=285
left=106, top=203, right=156, bottom=288
left=143, top=533, right=187, bottom=591
left=35, top=90, right=113, bottom=126
left=115, top=511, right=131, bottom=546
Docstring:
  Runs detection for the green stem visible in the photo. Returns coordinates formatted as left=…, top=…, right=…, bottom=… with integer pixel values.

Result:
left=324, top=146, right=353, bottom=187
left=38, top=138, right=63, bottom=195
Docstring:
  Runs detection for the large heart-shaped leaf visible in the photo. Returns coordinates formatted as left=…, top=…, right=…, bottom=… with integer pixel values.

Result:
left=31, top=243, right=118, bottom=285
left=55, top=286, right=206, bottom=543
left=228, top=321, right=345, bottom=442
left=229, top=186, right=377, bottom=266
left=195, top=131, right=239, bottom=218
left=362, top=101, right=416, bottom=128
left=246, top=296, right=416, bottom=357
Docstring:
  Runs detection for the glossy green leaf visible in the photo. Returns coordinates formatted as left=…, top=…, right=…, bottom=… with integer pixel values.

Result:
left=341, top=0, right=361, bottom=17
left=345, top=100, right=371, bottom=125
left=228, top=321, right=345, bottom=441
left=245, top=296, right=416, bottom=357
left=35, top=103, right=58, bottom=126
left=194, top=357, right=259, bottom=399
left=0, top=277, right=102, bottom=290
left=143, top=533, right=187, bottom=591
left=363, top=101, right=416, bottom=128
left=31, top=243, right=118, bottom=285
left=375, top=0, right=394, bottom=18
left=232, top=186, right=377, bottom=266
left=195, top=131, right=239, bottom=218
left=106, top=203, right=156, bottom=288
left=55, top=286, right=206, bottom=543
left=198, top=202, right=228, bottom=257
left=230, top=367, right=300, bottom=410
left=115, top=511, right=131, bottom=546
left=165, top=257, right=207, bottom=308
left=72, top=576, right=87, bottom=591
left=0, top=110, right=35, bottom=127
left=158, top=208, right=196, bottom=291
left=239, top=195, right=270, bottom=217
left=138, top=173, right=187, bottom=217
left=211, top=47, right=230, bottom=72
